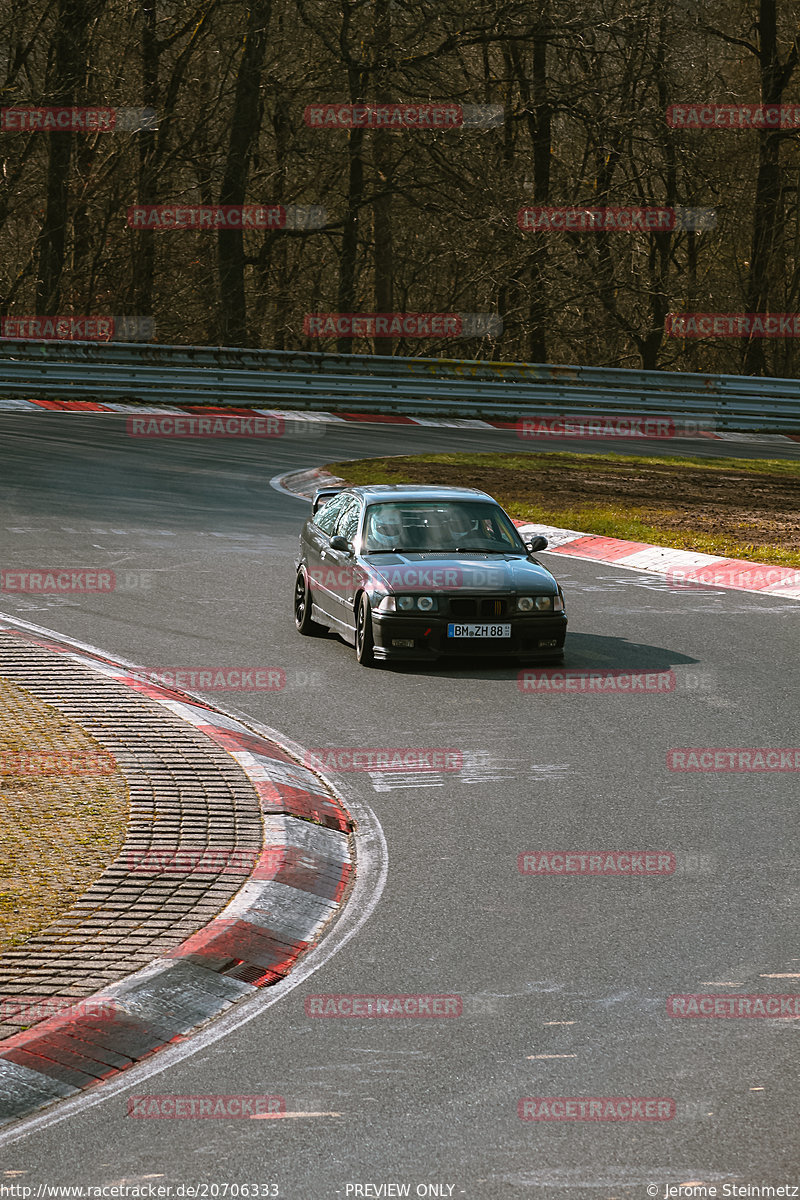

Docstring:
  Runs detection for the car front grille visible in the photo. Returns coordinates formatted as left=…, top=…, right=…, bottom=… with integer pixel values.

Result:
left=448, top=595, right=509, bottom=620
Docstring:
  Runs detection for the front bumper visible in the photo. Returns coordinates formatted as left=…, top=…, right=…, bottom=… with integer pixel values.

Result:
left=370, top=612, right=568, bottom=661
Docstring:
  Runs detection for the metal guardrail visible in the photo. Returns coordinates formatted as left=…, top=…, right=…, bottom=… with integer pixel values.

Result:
left=0, top=339, right=798, bottom=430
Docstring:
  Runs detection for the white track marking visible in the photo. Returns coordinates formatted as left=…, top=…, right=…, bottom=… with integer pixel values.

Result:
left=268, top=470, right=313, bottom=500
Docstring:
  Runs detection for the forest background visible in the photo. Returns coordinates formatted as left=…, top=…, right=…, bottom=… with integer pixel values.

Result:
left=1, top=0, right=799, bottom=375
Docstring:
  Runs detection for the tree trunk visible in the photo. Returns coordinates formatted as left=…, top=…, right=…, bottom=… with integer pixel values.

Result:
left=526, top=19, right=551, bottom=363
left=743, top=0, right=791, bottom=375
left=132, top=0, right=158, bottom=320
left=35, top=0, right=105, bottom=314
left=641, top=7, right=678, bottom=372
left=217, top=0, right=272, bottom=346
left=372, top=0, right=393, bottom=357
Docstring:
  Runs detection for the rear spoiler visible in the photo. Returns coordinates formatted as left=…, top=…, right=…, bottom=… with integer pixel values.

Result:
left=311, top=485, right=346, bottom=514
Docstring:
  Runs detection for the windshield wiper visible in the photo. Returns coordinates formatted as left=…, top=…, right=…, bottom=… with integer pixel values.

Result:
left=366, top=546, right=522, bottom=555
left=366, top=546, right=444, bottom=553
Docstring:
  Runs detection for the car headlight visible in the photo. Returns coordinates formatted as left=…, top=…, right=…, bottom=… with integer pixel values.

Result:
left=554, top=592, right=564, bottom=612
left=377, top=595, right=438, bottom=612
left=516, top=595, right=554, bottom=612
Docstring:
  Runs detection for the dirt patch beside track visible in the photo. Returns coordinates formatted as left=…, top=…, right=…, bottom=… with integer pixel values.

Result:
left=324, top=451, right=800, bottom=565
left=0, top=677, right=128, bottom=952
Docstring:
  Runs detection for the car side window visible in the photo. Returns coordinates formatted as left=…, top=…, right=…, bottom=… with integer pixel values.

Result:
left=335, top=497, right=361, bottom=544
left=313, top=492, right=349, bottom=535
left=472, top=506, right=518, bottom=547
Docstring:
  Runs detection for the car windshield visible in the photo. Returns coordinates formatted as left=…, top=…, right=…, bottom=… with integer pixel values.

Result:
left=362, top=500, right=526, bottom=553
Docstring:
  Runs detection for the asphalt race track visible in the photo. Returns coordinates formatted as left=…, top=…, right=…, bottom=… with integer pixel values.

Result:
left=1, top=415, right=799, bottom=1198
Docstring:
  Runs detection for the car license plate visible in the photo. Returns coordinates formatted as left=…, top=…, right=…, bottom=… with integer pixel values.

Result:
left=447, top=623, right=511, bottom=638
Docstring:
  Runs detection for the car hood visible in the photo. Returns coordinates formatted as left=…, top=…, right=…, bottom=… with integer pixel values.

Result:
left=363, top=552, right=558, bottom=593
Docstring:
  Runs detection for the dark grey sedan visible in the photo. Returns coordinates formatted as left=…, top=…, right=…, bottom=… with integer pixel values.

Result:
left=293, top=484, right=567, bottom=666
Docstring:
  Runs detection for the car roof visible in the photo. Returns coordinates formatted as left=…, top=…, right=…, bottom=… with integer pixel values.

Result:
left=346, top=484, right=495, bottom=503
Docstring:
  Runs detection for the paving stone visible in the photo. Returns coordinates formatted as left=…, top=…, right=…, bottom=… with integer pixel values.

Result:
left=109, top=960, right=253, bottom=1033
left=0, top=1058, right=77, bottom=1122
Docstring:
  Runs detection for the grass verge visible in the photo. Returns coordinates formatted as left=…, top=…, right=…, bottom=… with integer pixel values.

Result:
left=323, top=450, right=800, bottom=567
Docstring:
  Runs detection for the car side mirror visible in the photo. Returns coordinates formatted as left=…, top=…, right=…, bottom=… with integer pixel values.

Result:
left=329, top=535, right=353, bottom=553
left=526, top=535, right=548, bottom=553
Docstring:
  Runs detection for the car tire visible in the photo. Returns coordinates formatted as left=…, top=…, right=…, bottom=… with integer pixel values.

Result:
left=294, top=569, right=324, bottom=636
left=355, top=593, right=376, bottom=666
